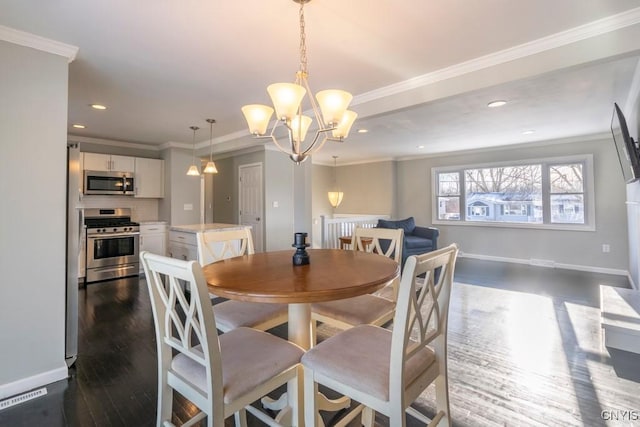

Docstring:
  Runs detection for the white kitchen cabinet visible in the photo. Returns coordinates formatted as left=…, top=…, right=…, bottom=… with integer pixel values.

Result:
left=140, top=223, right=168, bottom=273
left=83, top=153, right=135, bottom=172
left=135, top=157, right=164, bottom=198
left=168, top=230, right=198, bottom=261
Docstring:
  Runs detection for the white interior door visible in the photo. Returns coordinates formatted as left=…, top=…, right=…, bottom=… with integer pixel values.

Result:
left=239, top=163, right=264, bottom=252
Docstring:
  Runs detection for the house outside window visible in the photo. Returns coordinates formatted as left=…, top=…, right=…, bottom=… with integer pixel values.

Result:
left=432, top=155, right=594, bottom=231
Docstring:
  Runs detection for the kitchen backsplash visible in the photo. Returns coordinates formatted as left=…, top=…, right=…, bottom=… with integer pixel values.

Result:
left=79, top=196, right=159, bottom=222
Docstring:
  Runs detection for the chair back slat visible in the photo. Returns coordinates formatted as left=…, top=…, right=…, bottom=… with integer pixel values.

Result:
left=140, top=251, right=223, bottom=399
left=390, top=244, right=458, bottom=394
left=197, top=227, right=255, bottom=265
left=352, top=227, right=404, bottom=263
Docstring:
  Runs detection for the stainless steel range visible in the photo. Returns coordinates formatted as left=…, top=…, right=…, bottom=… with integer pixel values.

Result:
left=84, top=208, right=139, bottom=283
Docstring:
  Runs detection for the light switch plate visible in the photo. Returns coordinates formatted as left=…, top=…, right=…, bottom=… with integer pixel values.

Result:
left=184, top=203, right=193, bottom=211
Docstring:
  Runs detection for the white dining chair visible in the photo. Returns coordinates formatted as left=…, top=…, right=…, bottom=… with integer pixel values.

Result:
left=302, top=243, right=459, bottom=427
left=196, top=228, right=288, bottom=333
left=140, top=251, right=304, bottom=427
left=311, top=227, right=404, bottom=334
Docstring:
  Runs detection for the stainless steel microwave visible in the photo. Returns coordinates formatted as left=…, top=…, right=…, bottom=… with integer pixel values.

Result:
left=84, top=171, right=134, bottom=195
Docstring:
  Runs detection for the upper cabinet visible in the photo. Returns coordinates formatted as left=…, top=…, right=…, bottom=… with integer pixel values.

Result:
left=82, top=152, right=165, bottom=198
left=134, top=157, right=165, bottom=198
left=83, top=153, right=135, bottom=172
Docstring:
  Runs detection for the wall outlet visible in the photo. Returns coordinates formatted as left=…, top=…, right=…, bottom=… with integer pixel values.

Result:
left=602, top=244, right=611, bottom=253
left=184, top=203, right=193, bottom=211
left=273, top=201, right=279, bottom=208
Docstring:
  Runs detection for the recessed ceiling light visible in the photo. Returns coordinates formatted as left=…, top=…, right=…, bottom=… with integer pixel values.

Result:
left=357, top=129, right=368, bottom=133
left=487, top=100, right=507, bottom=108
left=417, top=145, right=425, bottom=149
left=522, top=130, right=535, bottom=135
left=72, top=124, right=86, bottom=129
left=90, top=104, right=107, bottom=110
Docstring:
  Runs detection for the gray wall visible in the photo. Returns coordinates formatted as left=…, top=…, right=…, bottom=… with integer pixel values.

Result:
left=311, top=164, right=334, bottom=248
left=265, top=151, right=295, bottom=251
left=293, top=160, right=313, bottom=237
left=396, top=137, right=628, bottom=271
left=334, top=161, right=397, bottom=216
left=0, top=41, right=69, bottom=395
left=160, top=148, right=201, bottom=225
left=211, top=156, right=236, bottom=224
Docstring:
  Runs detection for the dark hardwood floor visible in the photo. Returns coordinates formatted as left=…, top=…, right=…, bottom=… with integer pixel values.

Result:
left=1, top=258, right=639, bottom=426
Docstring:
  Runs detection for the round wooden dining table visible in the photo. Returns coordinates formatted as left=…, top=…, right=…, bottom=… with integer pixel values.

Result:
left=202, top=248, right=399, bottom=350
left=202, top=248, right=399, bottom=426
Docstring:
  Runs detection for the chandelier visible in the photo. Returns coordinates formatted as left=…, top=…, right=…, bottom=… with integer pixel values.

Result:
left=241, top=0, right=358, bottom=164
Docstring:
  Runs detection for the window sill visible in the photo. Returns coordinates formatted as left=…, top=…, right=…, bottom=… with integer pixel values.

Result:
left=432, top=219, right=595, bottom=232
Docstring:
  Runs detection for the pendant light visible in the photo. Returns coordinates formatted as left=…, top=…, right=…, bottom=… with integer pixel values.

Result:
left=186, top=126, right=200, bottom=176
left=203, top=119, right=218, bottom=174
left=328, top=156, right=344, bottom=208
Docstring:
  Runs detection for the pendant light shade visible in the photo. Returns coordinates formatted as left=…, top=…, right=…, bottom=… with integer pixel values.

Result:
left=328, top=191, right=344, bottom=208
left=186, top=126, right=200, bottom=176
left=186, top=165, right=200, bottom=176
left=203, top=118, right=218, bottom=174
left=328, top=155, right=344, bottom=208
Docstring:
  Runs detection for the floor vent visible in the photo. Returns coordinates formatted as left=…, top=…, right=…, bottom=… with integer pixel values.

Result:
left=0, top=387, right=47, bottom=411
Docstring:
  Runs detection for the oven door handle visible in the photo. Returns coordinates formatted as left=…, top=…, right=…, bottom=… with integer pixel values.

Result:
left=87, top=232, right=140, bottom=238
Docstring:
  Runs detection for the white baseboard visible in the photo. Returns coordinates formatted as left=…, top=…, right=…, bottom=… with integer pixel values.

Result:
left=458, top=252, right=629, bottom=277
left=0, top=365, right=67, bottom=400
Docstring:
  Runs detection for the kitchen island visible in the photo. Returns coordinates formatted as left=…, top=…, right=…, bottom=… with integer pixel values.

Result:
left=168, top=223, right=250, bottom=262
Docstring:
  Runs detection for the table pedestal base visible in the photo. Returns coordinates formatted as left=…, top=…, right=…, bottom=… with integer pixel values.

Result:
left=260, top=303, right=351, bottom=426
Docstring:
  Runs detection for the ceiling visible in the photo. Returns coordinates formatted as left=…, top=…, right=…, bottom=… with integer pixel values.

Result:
left=2, top=0, right=640, bottom=165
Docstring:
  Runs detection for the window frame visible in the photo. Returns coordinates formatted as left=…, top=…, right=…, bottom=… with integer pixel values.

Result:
left=431, top=154, right=595, bottom=231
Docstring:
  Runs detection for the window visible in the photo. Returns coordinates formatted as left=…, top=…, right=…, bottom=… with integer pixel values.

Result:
left=432, top=155, right=594, bottom=230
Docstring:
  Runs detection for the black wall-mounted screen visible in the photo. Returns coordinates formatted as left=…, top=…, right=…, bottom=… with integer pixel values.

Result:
left=611, top=102, right=640, bottom=184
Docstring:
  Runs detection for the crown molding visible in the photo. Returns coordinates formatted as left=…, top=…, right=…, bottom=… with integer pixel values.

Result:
left=0, top=25, right=78, bottom=63
left=353, top=7, right=640, bottom=106
left=394, top=132, right=611, bottom=162
left=68, top=134, right=161, bottom=151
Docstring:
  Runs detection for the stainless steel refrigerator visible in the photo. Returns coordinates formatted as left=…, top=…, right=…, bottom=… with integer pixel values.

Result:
left=65, top=143, right=83, bottom=367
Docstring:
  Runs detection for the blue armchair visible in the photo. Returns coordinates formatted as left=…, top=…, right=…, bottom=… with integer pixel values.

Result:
left=377, top=217, right=439, bottom=266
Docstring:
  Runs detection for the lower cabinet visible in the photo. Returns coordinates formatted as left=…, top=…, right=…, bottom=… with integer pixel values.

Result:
left=168, top=230, right=198, bottom=262
left=140, top=223, right=168, bottom=273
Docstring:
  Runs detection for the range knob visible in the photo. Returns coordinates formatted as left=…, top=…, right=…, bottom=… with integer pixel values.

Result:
left=113, top=228, right=117, bottom=232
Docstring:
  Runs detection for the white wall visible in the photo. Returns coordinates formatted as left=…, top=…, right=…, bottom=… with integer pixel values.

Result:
left=0, top=41, right=69, bottom=397
left=624, top=80, right=640, bottom=288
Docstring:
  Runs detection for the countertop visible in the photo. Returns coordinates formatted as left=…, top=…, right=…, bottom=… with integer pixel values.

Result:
left=170, top=223, right=249, bottom=234
left=139, top=220, right=168, bottom=225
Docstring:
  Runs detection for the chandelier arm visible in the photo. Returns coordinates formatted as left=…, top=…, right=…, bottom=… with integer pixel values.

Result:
left=300, top=73, right=328, bottom=131
left=269, top=134, right=295, bottom=157
left=300, top=127, right=333, bottom=157
left=303, top=133, right=330, bottom=157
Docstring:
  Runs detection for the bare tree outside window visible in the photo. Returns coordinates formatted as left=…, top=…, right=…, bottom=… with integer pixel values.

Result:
left=465, top=165, right=542, bottom=223
left=550, top=164, right=584, bottom=223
